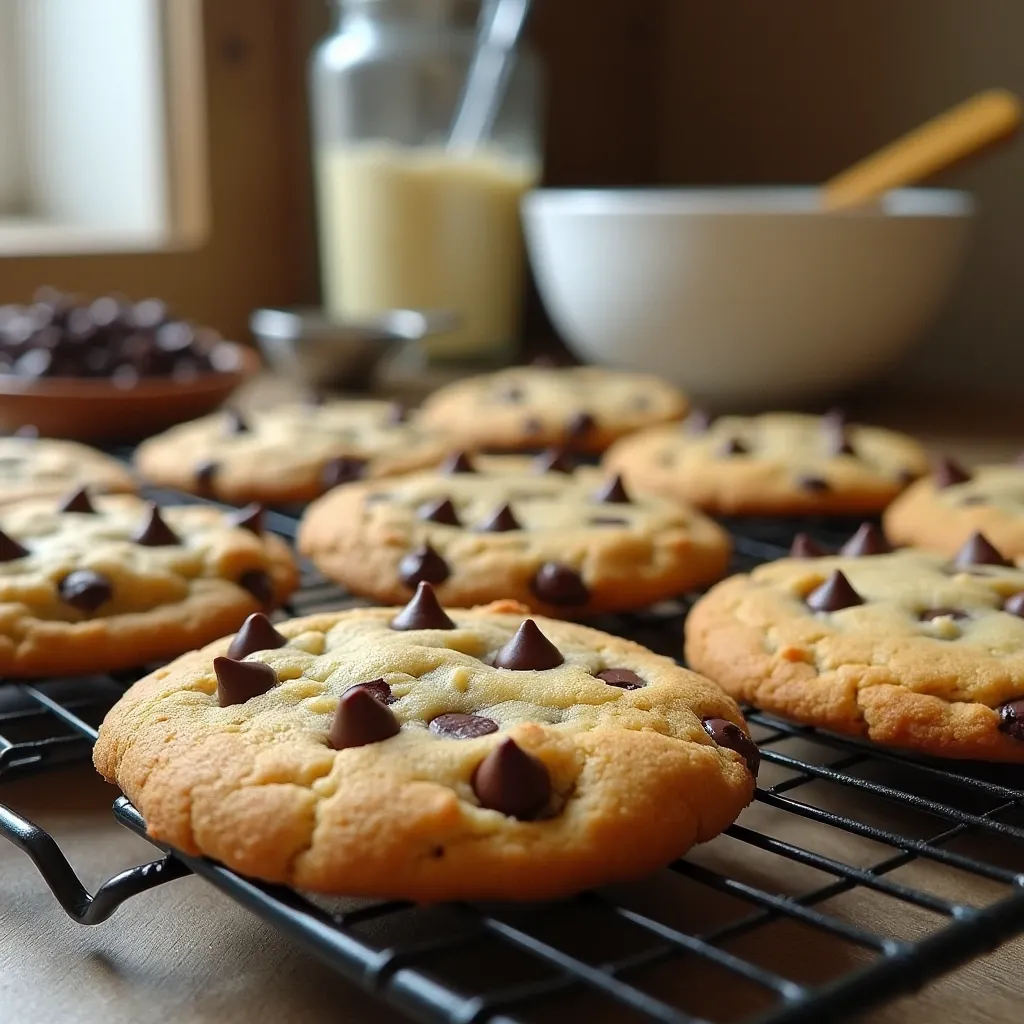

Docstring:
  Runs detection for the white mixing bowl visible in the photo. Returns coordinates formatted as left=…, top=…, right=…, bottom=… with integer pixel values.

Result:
left=521, top=187, right=973, bottom=406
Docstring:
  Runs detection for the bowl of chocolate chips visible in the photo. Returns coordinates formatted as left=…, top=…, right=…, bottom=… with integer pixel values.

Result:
left=0, top=289, right=259, bottom=441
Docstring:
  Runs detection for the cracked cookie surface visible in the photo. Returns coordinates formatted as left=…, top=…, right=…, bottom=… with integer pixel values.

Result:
left=134, top=400, right=452, bottom=504
left=297, top=453, right=730, bottom=615
left=885, top=460, right=1024, bottom=560
left=604, top=411, right=929, bottom=515
left=417, top=365, right=688, bottom=453
left=0, top=436, right=136, bottom=506
left=685, top=539, right=1024, bottom=761
left=0, top=492, right=297, bottom=676
left=94, top=592, right=755, bottom=901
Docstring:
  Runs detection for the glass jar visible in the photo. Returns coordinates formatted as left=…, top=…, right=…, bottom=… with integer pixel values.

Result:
left=310, top=0, right=542, bottom=363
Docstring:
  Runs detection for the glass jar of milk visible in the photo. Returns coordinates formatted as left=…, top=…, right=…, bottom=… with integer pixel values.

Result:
left=311, top=0, right=542, bottom=363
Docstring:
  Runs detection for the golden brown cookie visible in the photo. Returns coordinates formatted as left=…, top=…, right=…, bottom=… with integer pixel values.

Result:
left=604, top=410, right=930, bottom=516
left=297, top=452, right=730, bottom=615
left=417, top=365, right=688, bottom=453
left=134, top=401, right=452, bottom=504
left=0, top=490, right=297, bottom=677
left=0, top=435, right=136, bottom=506
left=885, top=457, right=1024, bottom=560
left=94, top=590, right=756, bottom=901
left=685, top=528, right=1024, bottom=761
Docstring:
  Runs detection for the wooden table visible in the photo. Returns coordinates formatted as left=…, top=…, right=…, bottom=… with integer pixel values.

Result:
left=2, top=390, right=1022, bottom=1024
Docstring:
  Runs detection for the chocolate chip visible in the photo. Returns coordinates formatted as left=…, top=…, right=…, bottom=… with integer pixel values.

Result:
left=418, top=498, right=461, bottom=526
left=839, top=523, right=891, bottom=557
left=533, top=448, right=573, bottom=474
left=226, top=503, right=265, bottom=535
left=933, top=456, right=972, bottom=488
left=441, top=451, right=476, bottom=474
left=472, top=738, right=550, bottom=819
left=345, top=679, right=393, bottom=704
left=493, top=619, right=564, bottom=670
left=824, top=415, right=856, bottom=456
left=390, top=581, right=455, bottom=630
left=806, top=570, right=863, bottom=612
left=718, top=438, right=748, bottom=456
left=590, top=516, right=629, bottom=526
left=386, top=401, right=408, bottom=424
left=594, top=474, right=631, bottom=504
left=223, top=409, right=249, bottom=436
left=329, top=686, right=401, bottom=750
left=429, top=713, right=499, bottom=739
left=498, top=385, right=525, bottom=403
left=131, top=503, right=180, bottom=547
left=629, top=394, right=651, bottom=411
left=951, top=531, right=1010, bottom=569
left=1004, top=593, right=1024, bottom=617
left=960, top=495, right=989, bottom=507
left=566, top=411, right=595, bottom=439
left=478, top=503, right=520, bottom=532
left=214, top=655, right=277, bottom=707
left=321, top=456, right=367, bottom=489
left=686, top=409, right=712, bottom=434
left=897, top=468, right=920, bottom=486
left=530, top=562, right=590, bottom=607
left=919, top=607, right=968, bottom=622
left=194, top=459, right=219, bottom=494
left=238, top=569, right=274, bottom=607
left=789, top=533, right=829, bottom=558
left=998, top=699, right=1024, bottom=741
left=58, top=569, right=112, bottom=612
left=596, top=668, right=645, bottom=689
left=702, top=717, right=760, bottom=775
left=523, top=416, right=545, bottom=435
left=798, top=475, right=830, bottom=492
left=0, top=528, right=29, bottom=562
left=58, top=487, right=97, bottom=515
left=821, top=407, right=846, bottom=430
left=398, top=544, right=450, bottom=589
left=227, top=612, right=287, bottom=660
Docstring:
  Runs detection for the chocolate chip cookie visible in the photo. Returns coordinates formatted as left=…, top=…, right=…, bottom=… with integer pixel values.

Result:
left=603, top=410, right=930, bottom=515
left=134, top=401, right=452, bottom=505
left=417, top=365, right=689, bottom=453
left=94, top=589, right=756, bottom=901
left=0, top=490, right=297, bottom=676
left=685, top=527, right=1024, bottom=761
left=0, top=435, right=136, bottom=506
left=884, top=457, right=1024, bottom=560
left=297, top=452, right=731, bottom=615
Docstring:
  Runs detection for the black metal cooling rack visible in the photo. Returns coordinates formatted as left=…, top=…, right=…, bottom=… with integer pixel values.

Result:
left=2, top=496, right=1024, bottom=1024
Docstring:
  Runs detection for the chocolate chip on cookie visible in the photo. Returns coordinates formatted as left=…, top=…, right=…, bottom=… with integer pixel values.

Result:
left=58, top=486, right=97, bottom=515
left=790, top=533, right=829, bottom=558
left=131, top=503, right=180, bottom=547
left=533, top=448, right=573, bottom=474
left=839, top=523, right=891, bottom=557
left=322, top=456, right=368, bottom=489
left=226, top=503, right=265, bottom=535
left=530, top=562, right=590, bottom=607
left=390, top=582, right=455, bottom=630
left=398, top=544, right=450, bottom=589
left=418, top=498, right=461, bottom=526
left=58, top=569, right=113, bottom=613
left=493, top=619, right=564, bottom=670
left=566, top=411, right=596, bottom=440
left=478, top=503, right=520, bottom=533
left=596, top=668, right=645, bottom=689
left=998, top=699, right=1024, bottom=741
left=0, top=527, right=29, bottom=562
left=933, top=456, right=972, bottom=488
left=238, top=569, right=275, bottom=607
left=702, top=717, right=760, bottom=775
left=806, top=570, right=863, bottom=612
left=472, top=738, right=551, bottom=819
left=346, top=679, right=394, bottom=704
left=441, top=451, right=476, bottom=475
left=718, top=438, right=748, bottom=456
left=227, top=612, right=288, bottom=660
left=329, top=685, right=401, bottom=750
left=429, top=713, right=499, bottom=739
left=194, top=459, right=219, bottom=493
left=1003, top=593, right=1024, bottom=617
left=594, top=474, right=631, bottom=504
left=951, top=531, right=1010, bottom=569
left=223, top=409, right=250, bottom=436
left=215, top=655, right=277, bottom=706
left=797, top=475, right=830, bottom=493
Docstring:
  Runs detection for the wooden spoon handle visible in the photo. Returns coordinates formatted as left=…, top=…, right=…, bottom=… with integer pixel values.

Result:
left=822, top=88, right=1021, bottom=210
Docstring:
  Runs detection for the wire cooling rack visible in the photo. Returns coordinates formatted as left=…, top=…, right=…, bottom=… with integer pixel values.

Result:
left=2, top=495, right=1024, bottom=1023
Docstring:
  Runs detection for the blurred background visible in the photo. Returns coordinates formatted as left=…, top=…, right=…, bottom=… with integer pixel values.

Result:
left=0, top=0, right=1021, bottom=395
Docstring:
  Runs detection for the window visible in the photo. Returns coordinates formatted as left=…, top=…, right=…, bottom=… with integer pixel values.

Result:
left=0, top=0, right=207, bottom=254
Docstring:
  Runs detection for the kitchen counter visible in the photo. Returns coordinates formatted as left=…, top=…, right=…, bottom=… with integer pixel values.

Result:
left=2, top=389, right=1023, bottom=1024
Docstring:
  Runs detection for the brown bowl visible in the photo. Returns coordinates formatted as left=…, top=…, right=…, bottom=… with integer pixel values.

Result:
left=0, top=343, right=260, bottom=442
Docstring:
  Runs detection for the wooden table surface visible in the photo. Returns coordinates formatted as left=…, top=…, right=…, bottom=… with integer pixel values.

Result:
left=2, top=386, right=1023, bottom=1024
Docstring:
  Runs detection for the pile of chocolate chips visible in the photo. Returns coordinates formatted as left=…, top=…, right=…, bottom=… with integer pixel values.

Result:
left=0, top=287, right=241, bottom=387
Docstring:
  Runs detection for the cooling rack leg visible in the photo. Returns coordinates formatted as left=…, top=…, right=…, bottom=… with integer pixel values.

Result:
left=0, top=801, right=190, bottom=924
